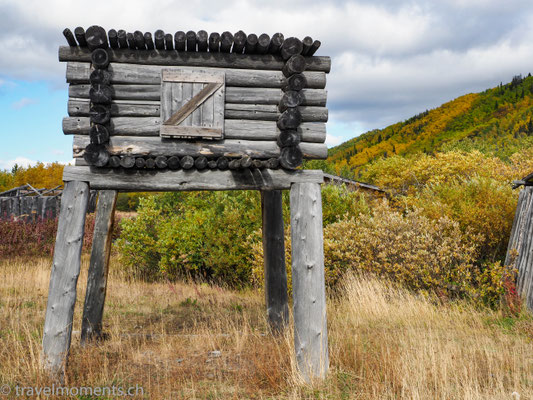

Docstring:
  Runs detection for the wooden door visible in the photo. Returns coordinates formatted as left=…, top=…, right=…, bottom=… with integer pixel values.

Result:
left=160, top=68, right=225, bottom=139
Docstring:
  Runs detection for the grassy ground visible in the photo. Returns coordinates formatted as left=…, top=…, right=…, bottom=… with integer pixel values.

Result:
left=1, top=257, right=533, bottom=399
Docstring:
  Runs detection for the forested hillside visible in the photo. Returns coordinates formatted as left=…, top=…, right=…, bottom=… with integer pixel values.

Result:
left=327, top=74, right=533, bottom=177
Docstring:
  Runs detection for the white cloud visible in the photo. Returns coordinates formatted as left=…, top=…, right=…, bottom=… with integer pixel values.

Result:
left=1, top=0, right=533, bottom=142
left=11, top=97, right=38, bottom=109
left=0, top=157, right=37, bottom=171
left=326, top=134, right=343, bottom=147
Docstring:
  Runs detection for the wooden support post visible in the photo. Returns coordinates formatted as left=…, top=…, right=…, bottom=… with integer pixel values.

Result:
left=290, top=182, right=328, bottom=381
left=261, top=190, right=289, bottom=333
left=42, top=180, right=90, bottom=377
left=81, top=190, right=118, bottom=343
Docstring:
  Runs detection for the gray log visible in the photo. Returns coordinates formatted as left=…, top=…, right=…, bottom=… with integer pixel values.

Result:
left=301, top=36, right=313, bottom=56
left=208, top=32, right=220, bottom=52
left=233, top=30, right=246, bottom=54
left=62, top=166, right=324, bottom=191
left=63, top=117, right=326, bottom=143
left=81, top=190, right=117, bottom=343
left=42, top=181, right=90, bottom=377
left=220, top=31, right=233, bottom=53
left=262, top=190, right=289, bottom=333
left=83, top=144, right=109, bottom=167
left=74, top=27, right=87, bottom=47
left=245, top=34, right=257, bottom=54
left=120, top=155, right=135, bottom=168
left=269, top=33, right=284, bottom=54
left=63, top=28, right=77, bottom=47
left=194, top=156, right=208, bottom=170
left=281, top=37, right=303, bottom=60
left=283, top=73, right=307, bottom=92
left=107, top=29, right=118, bottom=48
left=197, top=30, right=208, bottom=52
left=280, top=146, right=303, bottom=169
left=89, top=104, right=111, bottom=124
left=174, top=31, right=186, bottom=51
left=126, top=33, right=135, bottom=50
left=279, top=90, right=303, bottom=112
left=154, top=30, right=165, bottom=50
left=186, top=31, right=196, bottom=52
left=109, top=155, right=121, bottom=167
left=165, top=34, right=174, bottom=51
left=89, top=69, right=110, bottom=85
left=155, top=155, right=168, bottom=169
left=256, top=34, right=270, bottom=54
left=72, top=135, right=328, bottom=160
left=66, top=62, right=327, bottom=89
left=167, top=156, right=180, bottom=169
left=89, top=124, right=109, bottom=145
left=144, top=32, right=154, bottom=50
left=307, top=40, right=321, bottom=56
left=69, top=83, right=327, bottom=105
left=135, top=157, right=146, bottom=168
left=69, top=98, right=327, bottom=122
left=59, top=46, right=332, bottom=73
left=283, top=55, right=306, bottom=77
left=133, top=31, right=145, bottom=50
left=85, top=25, right=108, bottom=50
left=91, top=49, right=109, bottom=69
left=290, top=182, right=329, bottom=381
left=117, top=30, right=127, bottom=48
left=180, top=155, right=194, bottom=169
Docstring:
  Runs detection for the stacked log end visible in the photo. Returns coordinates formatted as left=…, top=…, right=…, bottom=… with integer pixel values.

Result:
left=85, top=45, right=111, bottom=167
left=278, top=37, right=307, bottom=170
left=62, top=26, right=321, bottom=56
left=102, top=155, right=281, bottom=171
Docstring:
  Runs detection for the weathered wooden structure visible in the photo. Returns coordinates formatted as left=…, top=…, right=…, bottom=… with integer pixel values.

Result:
left=43, top=26, right=330, bottom=382
left=507, top=172, right=533, bottom=309
left=0, top=184, right=96, bottom=221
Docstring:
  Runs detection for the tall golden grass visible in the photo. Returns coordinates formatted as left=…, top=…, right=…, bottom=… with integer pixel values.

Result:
left=0, top=257, right=532, bottom=399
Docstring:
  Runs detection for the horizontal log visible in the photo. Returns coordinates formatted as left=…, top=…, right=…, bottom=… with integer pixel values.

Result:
left=65, top=62, right=327, bottom=89
left=62, top=165, right=324, bottom=191
left=69, top=84, right=327, bottom=105
left=72, top=136, right=327, bottom=160
left=59, top=46, right=331, bottom=73
left=63, top=117, right=326, bottom=143
left=68, top=98, right=328, bottom=122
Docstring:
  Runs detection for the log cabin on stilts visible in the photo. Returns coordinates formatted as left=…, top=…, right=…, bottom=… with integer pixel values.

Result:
left=43, top=25, right=331, bottom=383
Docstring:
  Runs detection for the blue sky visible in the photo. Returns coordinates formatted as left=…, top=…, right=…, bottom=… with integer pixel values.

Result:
left=2, top=0, right=533, bottom=170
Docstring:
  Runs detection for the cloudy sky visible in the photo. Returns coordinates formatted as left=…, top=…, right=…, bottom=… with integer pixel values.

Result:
left=1, top=0, right=533, bottom=170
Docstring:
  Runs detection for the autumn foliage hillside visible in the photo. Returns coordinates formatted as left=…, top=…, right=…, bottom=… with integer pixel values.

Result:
left=0, top=162, right=65, bottom=193
left=328, top=74, right=533, bottom=176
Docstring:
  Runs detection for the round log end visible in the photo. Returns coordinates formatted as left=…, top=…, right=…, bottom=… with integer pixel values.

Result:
left=85, top=25, right=108, bottom=50
left=83, top=144, right=109, bottom=167
left=279, top=146, right=303, bottom=170
left=91, top=48, right=109, bottom=69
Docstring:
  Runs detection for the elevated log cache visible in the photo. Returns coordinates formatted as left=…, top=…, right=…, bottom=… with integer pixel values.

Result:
left=62, top=165, right=324, bottom=191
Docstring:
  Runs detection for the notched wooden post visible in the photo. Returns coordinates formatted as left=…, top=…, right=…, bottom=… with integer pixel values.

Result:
left=81, top=190, right=118, bottom=343
left=261, top=190, right=289, bottom=333
left=290, top=182, right=329, bottom=381
left=42, top=180, right=90, bottom=378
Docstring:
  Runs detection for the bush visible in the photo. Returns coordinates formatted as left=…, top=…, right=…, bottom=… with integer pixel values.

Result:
left=0, top=214, right=96, bottom=258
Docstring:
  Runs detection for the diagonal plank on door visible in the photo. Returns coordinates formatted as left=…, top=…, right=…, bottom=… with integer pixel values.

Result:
left=163, top=81, right=223, bottom=126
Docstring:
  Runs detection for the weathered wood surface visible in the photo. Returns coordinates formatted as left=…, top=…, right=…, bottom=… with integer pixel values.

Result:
left=261, top=190, right=289, bottom=333
left=66, top=62, right=327, bottom=88
left=81, top=190, right=118, bottom=343
left=508, top=186, right=533, bottom=309
left=42, top=181, right=90, bottom=377
left=290, top=182, right=329, bottom=381
left=72, top=135, right=328, bottom=159
left=0, top=196, right=61, bottom=221
left=59, top=46, right=332, bottom=72
left=69, top=84, right=327, bottom=106
left=63, top=117, right=326, bottom=143
left=63, top=166, right=324, bottom=191
left=69, top=98, right=328, bottom=122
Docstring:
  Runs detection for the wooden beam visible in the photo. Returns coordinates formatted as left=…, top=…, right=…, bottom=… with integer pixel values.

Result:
left=62, top=166, right=323, bottom=191
left=42, top=181, right=90, bottom=377
left=81, top=190, right=118, bottom=343
left=59, top=46, right=332, bottom=73
left=262, top=190, right=289, bottom=333
left=63, top=117, right=326, bottom=143
left=68, top=84, right=327, bottom=106
left=68, top=98, right=328, bottom=122
left=71, top=135, right=328, bottom=160
left=290, top=182, right=329, bottom=381
left=66, top=61, right=327, bottom=89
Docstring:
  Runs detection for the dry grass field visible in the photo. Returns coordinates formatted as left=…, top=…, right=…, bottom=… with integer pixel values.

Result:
left=1, top=256, right=533, bottom=399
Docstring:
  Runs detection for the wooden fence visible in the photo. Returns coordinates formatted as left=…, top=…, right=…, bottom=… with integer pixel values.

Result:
left=0, top=184, right=97, bottom=221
